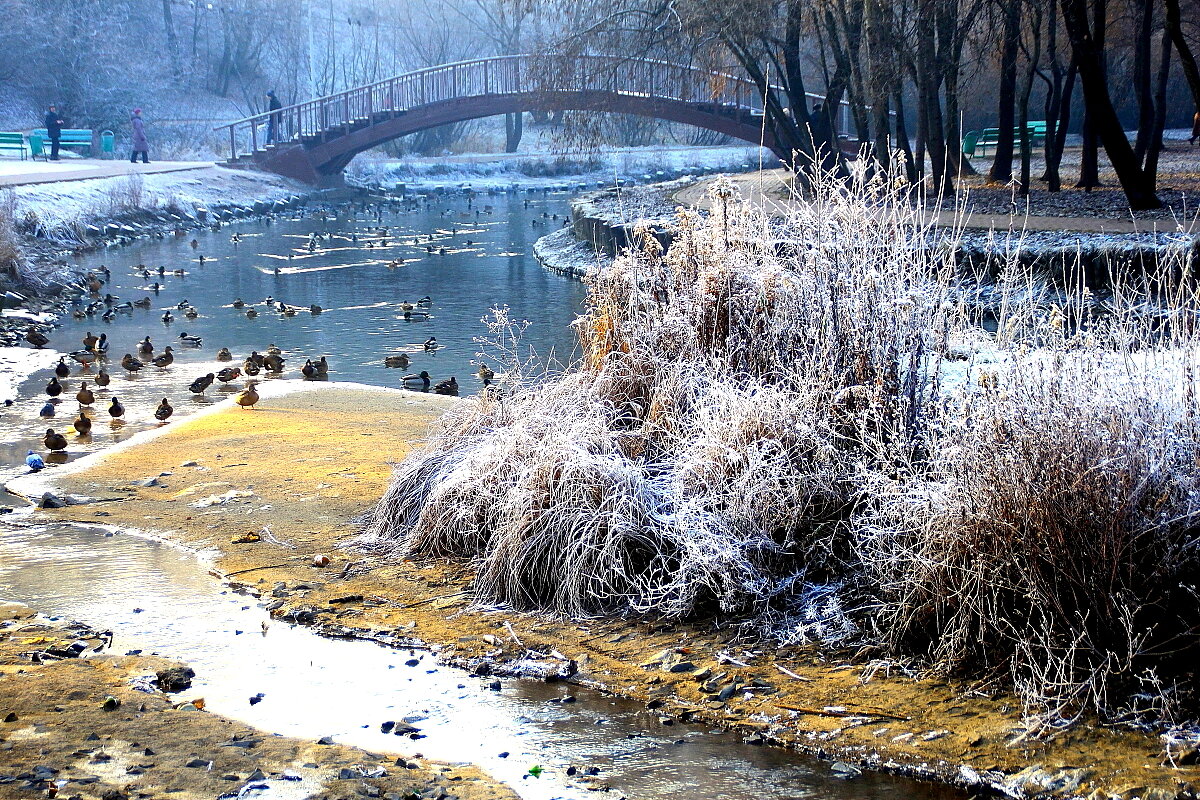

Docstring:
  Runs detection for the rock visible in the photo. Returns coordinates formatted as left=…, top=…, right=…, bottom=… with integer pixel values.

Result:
left=312, top=554, right=331, bottom=568
left=185, top=758, right=211, bottom=768
left=247, top=768, right=267, bottom=781
left=487, top=680, right=502, bottom=691
left=657, top=716, right=674, bottom=726
left=180, top=461, right=199, bottom=467
left=156, top=666, right=195, bottom=692
left=102, top=695, right=120, bottom=711
left=666, top=661, right=696, bottom=673
left=317, top=735, right=336, bottom=745
left=717, top=684, right=738, bottom=701
left=131, top=477, right=160, bottom=487
left=249, top=694, right=264, bottom=705
left=39, top=493, right=66, bottom=509
left=2, top=712, right=16, bottom=722
left=381, top=721, right=395, bottom=734
left=281, top=769, right=302, bottom=781
left=405, top=658, right=421, bottom=667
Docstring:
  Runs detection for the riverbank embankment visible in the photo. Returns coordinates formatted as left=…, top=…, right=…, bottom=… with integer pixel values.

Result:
left=16, top=383, right=1199, bottom=800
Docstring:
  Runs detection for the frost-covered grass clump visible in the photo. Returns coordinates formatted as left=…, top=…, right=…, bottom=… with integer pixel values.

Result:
left=362, top=172, right=1200, bottom=725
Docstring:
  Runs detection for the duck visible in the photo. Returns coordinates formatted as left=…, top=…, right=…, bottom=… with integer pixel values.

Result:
left=189, top=373, right=215, bottom=394
left=25, top=328, right=49, bottom=348
left=477, top=364, right=495, bottom=385
left=38, top=401, right=55, bottom=419
left=72, top=412, right=92, bottom=436
left=45, top=377, right=63, bottom=397
left=108, top=397, right=125, bottom=418
left=54, top=358, right=70, bottom=378
left=95, top=333, right=109, bottom=355
left=75, top=382, right=95, bottom=406
left=70, top=350, right=97, bottom=366
left=190, top=238, right=199, bottom=248
left=424, top=337, right=438, bottom=351
left=417, top=296, right=432, bottom=306
left=43, top=429, right=68, bottom=451
left=121, top=354, right=143, bottom=373
left=232, top=298, right=245, bottom=309
left=315, top=356, right=329, bottom=377
left=384, top=353, right=410, bottom=369
left=234, top=381, right=260, bottom=410
left=82, top=331, right=99, bottom=351
left=184, top=307, right=199, bottom=320
left=133, top=296, right=152, bottom=308
left=216, top=347, right=233, bottom=361
left=162, top=310, right=174, bottom=324
left=152, top=346, right=174, bottom=368
left=301, top=359, right=317, bottom=379
left=216, top=366, right=241, bottom=383
left=242, top=359, right=261, bottom=376
left=402, top=371, right=431, bottom=391
left=178, top=332, right=202, bottom=347
left=310, top=304, right=323, bottom=314
left=245, top=308, right=258, bottom=319
left=154, top=398, right=173, bottom=421
left=25, top=450, right=44, bottom=472
left=263, top=354, right=285, bottom=373
left=138, top=336, right=154, bottom=356
left=433, top=376, right=459, bottom=396
left=95, top=370, right=111, bottom=387
left=266, top=344, right=282, bottom=356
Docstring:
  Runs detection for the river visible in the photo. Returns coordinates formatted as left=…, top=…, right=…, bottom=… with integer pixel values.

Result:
left=0, top=189, right=962, bottom=800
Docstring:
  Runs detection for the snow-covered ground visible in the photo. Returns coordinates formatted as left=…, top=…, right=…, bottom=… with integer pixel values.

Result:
left=346, top=145, right=776, bottom=192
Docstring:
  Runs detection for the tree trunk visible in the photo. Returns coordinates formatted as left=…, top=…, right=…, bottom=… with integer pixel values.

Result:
left=939, top=2, right=975, bottom=178
left=1164, top=0, right=1200, bottom=112
left=1046, top=60, right=1076, bottom=192
left=1131, top=0, right=1155, bottom=163
left=865, top=0, right=893, bottom=170
left=989, top=0, right=1021, bottom=183
left=1144, top=27, right=1173, bottom=181
left=1060, top=0, right=1162, bottom=209
left=894, top=89, right=919, bottom=183
left=161, top=0, right=179, bottom=77
left=1017, top=8, right=1041, bottom=196
left=505, top=112, right=523, bottom=153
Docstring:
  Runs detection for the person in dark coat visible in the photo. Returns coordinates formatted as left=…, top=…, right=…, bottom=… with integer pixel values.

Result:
left=130, top=108, right=149, bottom=163
left=44, top=105, right=63, bottom=161
left=266, top=90, right=282, bottom=144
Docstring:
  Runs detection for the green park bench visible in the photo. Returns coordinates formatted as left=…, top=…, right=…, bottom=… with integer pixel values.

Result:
left=962, top=122, right=1047, bottom=157
left=0, top=132, right=26, bottom=159
left=29, top=128, right=95, bottom=158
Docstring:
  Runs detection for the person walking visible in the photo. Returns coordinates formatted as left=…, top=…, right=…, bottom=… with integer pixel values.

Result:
left=1191, top=110, right=1200, bottom=146
left=130, top=108, right=149, bottom=163
left=266, top=90, right=282, bottom=144
left=43, top=105, right=63, bottom=161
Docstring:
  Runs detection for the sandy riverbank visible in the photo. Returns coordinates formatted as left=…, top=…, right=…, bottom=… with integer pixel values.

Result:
left=13, top=383, right=1200, bottom=800
left=0, top=599, right=515, bottom=800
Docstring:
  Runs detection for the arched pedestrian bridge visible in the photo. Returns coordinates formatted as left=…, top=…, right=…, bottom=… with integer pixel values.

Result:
left=215, top=55, right=853, bottom=185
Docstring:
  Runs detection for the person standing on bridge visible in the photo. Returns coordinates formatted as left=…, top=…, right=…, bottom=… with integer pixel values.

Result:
left=266, top=90, right=283, bottom=144
left=130, top=108, right=149, bottom=163
left=43, top=105, right=63, bottom=161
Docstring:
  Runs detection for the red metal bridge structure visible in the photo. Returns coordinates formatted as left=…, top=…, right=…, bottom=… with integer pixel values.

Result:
left=215, top=55, right=854, bottom=186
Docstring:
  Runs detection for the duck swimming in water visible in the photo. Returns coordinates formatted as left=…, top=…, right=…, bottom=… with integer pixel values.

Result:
left=477, top=364, right=495, bottom=386
left=138, top=336, right=153, bottom=356
left=433, top=376, right=459, bottom=396
left=402, top=371, right=431, bottom=391
left=216, top=347, right=233, bottom=361
left=424, top=337, right=438, bottom=351
left=383, top=353, right=410, bottom=369
left=178, top=332, right=202, bottom=347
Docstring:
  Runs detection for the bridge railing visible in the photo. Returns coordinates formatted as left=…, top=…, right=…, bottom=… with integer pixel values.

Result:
left=214, top=54, right=842, bottom=161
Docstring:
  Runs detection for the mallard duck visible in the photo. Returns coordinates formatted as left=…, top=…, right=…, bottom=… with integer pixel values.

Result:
left=38, top=401, right=54, bottom=418
left=95, top=334, right=109, bottom=354
left=417, top=296, right=432, bottom=306
left=477, top=364, right=495, bottom=385
left=72, top=309, right=86, bottom=320
left=282, top=305, right=297, bottom=317
left=232, top=298, right=245, bottom=309
left=83, top=331, right=99, bottom=351
left=190, top=239, right=198, bottom=248
left=384, top=353, right=410, bottom=369
left=76, top=382, right=95, bottom=406
left=246, top=308, right=258, bottom=318
left=121, top=354, right=143, bottom=373
left=217, top=366, right=241, bottom=383
left=234, top=382, right=260, bottom=410
left=301, top=359, right=317, bottom=379
left=402, top=371, right=431, bottom=391
left=54, top=358, right=70, bottom=379
left=433, top=376, right=459, bottom=396
left=216, top=347, right=233, bottom=361
left=138, top=336, right=154, bottom=356
left=45, top=377, right=63, bottom=397
left=162, top=310, right=174, bottom=323
left=25, top=328, right=49, bottom=348
left=263, top=354, right=285, bottom=373
left=70, top=350, right=97, bottom=366
left=242, top=359, right=261, bottom=376
left=178, top=332, right=202, bottom=347
left=25, top=450, right=44, bottom=472
left=108, top=397, right=125, bottom=418
left=72, top=412, right=92, bottom=436
left=424, top=337, right=438, bottom=351
left=310, top=304, right=323, bottom=314
left=133, top=296, right=152, bottom=308
left=152, top=346, right=174, bottom=368
left=154, top=398, right=173, bottom=421
left=95, top=370, right=111, bottom=387
left=315, top=356, right=328, bottom=377
left=43, top=429, right=67, bottom=451
left=184, top=307, right=199, bottom=320
left=189, top=373, right=215, bottom=394
left=266, top=344, right=282, bottom=356
left=176, top=300, right=189, bottom=310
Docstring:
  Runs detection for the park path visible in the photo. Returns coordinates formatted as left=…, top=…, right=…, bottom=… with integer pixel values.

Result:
left=0, top=158, right=212, bottom=187
left=672, top=168, right=1191, bottom=235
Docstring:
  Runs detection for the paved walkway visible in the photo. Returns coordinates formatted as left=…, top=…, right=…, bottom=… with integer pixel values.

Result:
left=672, top=168, right=1190, bottom=235
left=0, top=158, right=213, bottom=187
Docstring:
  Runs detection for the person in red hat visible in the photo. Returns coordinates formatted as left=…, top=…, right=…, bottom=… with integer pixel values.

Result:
left=130, top=108, right=149, bottom=163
